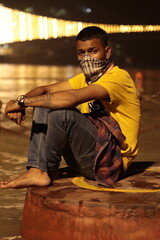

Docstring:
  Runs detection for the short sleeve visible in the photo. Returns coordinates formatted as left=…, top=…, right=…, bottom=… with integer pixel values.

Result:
left=68, top=73, right=86, bottom=89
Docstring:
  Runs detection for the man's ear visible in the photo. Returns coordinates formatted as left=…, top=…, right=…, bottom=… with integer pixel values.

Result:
left=105, top=46, right=111, bottom=59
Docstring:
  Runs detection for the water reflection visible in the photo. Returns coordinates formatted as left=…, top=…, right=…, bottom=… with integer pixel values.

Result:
left=0, top=64, right=81, bottom=111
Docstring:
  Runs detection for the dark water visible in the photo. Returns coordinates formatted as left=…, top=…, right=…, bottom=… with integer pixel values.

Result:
left=0, top=64, right=159, bottom=239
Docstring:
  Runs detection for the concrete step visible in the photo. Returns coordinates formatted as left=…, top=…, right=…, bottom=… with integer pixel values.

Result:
left=21, top=162, right=160, bottom=240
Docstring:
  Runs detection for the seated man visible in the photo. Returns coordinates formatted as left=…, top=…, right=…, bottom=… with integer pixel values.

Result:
left=0, top=26, right=141, bottom=189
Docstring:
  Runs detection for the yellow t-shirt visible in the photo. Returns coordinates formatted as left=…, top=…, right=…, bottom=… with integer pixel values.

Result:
left=68, top=66, right=141, bottom=170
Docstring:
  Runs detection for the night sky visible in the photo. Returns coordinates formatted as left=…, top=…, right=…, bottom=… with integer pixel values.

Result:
left=0, top=0, right=160, bottom=25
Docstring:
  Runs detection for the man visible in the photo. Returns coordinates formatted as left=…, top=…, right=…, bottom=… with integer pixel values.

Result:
left=0, top=26, right=141, bottom=189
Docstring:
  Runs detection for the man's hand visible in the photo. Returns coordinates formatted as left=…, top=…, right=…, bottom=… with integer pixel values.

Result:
left=5, top=100, right=20, bottom=113
left=5, top=100, right=26, bottom=126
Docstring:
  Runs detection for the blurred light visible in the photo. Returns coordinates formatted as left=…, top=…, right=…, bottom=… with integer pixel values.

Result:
left=0, top=5, right=160, bottom=44
left=3, top=44, right=9, bottom=48
left=85, top=8, right=92, bottom=13
left=12, top=22, right=16, bottom=27
left=25, top=7, right=34, bottom=13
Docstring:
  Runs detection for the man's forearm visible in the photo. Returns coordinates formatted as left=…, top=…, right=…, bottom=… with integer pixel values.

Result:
left=5, top=89, right=77, bottom=114
left=24, top=93, right=57, bottom=108
left=25, top=86, right=47, bottom=98
left=25, top=80, right=72, bottom=98
left=24, top=91, right=76, bottom=109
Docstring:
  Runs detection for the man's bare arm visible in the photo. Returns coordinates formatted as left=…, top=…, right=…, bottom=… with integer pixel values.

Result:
left=25, top=80, right=72, bottom=97
left=23, top=84, right=109, bottom=109
left=5, top=80, right=72, bottom=125
left=5, top=84, right=109, bottom=116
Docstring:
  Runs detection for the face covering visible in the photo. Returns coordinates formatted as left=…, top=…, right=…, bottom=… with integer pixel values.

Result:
left=79, top=54, right=112, bottom=84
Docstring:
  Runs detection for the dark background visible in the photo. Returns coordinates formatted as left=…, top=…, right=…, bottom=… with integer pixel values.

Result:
left=0, top=0, right=160, bottom=68
left=1, top=0, right=160, bottom=24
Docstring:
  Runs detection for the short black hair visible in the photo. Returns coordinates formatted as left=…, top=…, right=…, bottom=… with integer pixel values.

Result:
left=76, top=26, right=108, bottom=47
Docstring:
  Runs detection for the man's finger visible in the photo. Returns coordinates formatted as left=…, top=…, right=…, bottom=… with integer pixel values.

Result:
left=16, top=112, right=23, bottom=126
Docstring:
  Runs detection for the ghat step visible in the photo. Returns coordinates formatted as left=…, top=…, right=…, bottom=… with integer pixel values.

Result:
left=21, top=162, right=160, bottom=240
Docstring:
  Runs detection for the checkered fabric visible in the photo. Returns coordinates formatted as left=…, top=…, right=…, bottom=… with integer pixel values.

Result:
left=86, top=114, right=126, bottom=186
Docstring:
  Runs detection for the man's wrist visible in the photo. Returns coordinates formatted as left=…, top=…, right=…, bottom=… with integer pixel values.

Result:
left=17, top=95, right=27, bottom=108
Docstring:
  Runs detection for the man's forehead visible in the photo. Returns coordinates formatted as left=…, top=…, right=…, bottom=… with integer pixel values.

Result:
left=76, top=38, right=102, bottom=49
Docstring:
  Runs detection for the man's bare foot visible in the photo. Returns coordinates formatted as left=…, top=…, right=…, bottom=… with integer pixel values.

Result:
left=0, top=168, right=51, bottom=189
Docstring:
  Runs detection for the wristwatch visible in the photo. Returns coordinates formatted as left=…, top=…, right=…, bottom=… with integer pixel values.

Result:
left=17, top=95, right=27, bottom=108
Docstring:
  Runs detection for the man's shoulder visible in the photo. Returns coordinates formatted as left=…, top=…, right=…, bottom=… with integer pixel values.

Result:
left=108, top=66, right=129, bottom=76
left=100, top=66, right=132, bottom=82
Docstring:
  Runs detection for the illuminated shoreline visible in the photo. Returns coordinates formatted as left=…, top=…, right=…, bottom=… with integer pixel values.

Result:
left=0, top=5, right=160, bottom=44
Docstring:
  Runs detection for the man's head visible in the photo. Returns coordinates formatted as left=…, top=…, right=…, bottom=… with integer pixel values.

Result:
left=76, top=26, right=109, bottom=47
left=76, top=26, right=112, bottom=83
left=76, top=26, right=111, bottom=62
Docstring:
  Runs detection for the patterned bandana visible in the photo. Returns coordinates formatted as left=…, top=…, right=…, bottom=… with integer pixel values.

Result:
left=79, top=54, right=112, bottom=84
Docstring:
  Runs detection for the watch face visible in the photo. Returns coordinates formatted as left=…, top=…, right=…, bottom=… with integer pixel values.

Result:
left=17, top=95, right=24, bottom=101
left=17, top=95, right=26, bottom=107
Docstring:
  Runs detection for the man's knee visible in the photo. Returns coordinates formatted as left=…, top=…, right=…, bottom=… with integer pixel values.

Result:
left=33, top=107, right=49, bottom=121
left=47, top=108, right=80, bottom=128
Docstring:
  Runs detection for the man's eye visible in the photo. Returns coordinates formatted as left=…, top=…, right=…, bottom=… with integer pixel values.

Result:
left=78, top=52, right=84, bottom=56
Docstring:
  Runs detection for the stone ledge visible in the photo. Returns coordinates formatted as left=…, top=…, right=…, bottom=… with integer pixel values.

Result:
left=21, top=162, right=160, bottom=240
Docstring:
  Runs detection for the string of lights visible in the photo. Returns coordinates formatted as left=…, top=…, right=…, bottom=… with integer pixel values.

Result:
left=0, top=5, right=160, bottom=44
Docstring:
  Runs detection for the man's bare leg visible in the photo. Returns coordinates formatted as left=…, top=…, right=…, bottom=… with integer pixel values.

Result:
left=0, top=168, right=51, bottom=189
